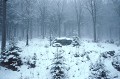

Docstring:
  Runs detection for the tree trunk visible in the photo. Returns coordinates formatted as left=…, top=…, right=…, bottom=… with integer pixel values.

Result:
left=26, top=19, right=29, bottom=46
left=64, top=25, right=66, bottom=37
left=109, top=27, right=112, bottom=41
left=93, top=13, right=97, bottom=42
left=1, top=0, right=7, bottom=52
left=58, top=20, right=61, bottom=38
left=78, top=23, right=81, bottom=38
left=119, top=27, right=120, bottom=44
left=30, top=19, right=33, bottom=39
left=41, top=21, right=45, bottom=39
left=93, top=22, right=97, bottom=42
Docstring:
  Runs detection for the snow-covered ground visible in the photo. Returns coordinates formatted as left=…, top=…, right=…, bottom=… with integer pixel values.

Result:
left=0, top=38, right=120, bottom=79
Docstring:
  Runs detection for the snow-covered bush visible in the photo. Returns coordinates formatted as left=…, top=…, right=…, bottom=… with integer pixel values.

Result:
left=112, top=55, right=120, bottom=72
left=74, top=46, right=80, bottom=57
left=102, top=51, right=115, bottom=58
left=79, top=51, right=90, bottom=61
left=89, top=60, right=110, bottom=79
left=105, top=40, right=114, bottom=44
left=74, top=53, right=80, bottom=57
left=109, top=40, right=114, bottom=44
left=0, top=46, right=22, bottom=71
left=72, top=36, right=80, bottom=47
left=50, top=50, right=68, bottom=79
left=81, top=51, right=90, bottom=57
left=27, top=53, right=37, bottom=69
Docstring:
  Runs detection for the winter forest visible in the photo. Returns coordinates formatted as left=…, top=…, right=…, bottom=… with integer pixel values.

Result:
left=0, top=0, right=120, bottom=79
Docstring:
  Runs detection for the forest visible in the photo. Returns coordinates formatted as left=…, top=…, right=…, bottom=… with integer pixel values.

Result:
left=0, top=0, right=120, bottom=49
left=0, top=0, right=120, bottom=79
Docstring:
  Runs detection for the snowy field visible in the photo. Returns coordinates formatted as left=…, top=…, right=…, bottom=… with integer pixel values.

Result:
left=0, top=38, right=120, bottom=79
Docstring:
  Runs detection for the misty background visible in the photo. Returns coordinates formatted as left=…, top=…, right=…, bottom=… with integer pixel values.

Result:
left=0, top=0, right=120, bottom=50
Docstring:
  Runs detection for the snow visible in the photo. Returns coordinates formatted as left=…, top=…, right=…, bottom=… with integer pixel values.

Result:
left=0, top=38, right=120, bottom=79
left=55, top=37, right=72, bottom=40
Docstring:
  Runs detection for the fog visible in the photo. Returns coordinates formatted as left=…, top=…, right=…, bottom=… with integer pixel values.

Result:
left=0, top=0, right=120, bottom=45
left=1, top=0, right=120, bottom=79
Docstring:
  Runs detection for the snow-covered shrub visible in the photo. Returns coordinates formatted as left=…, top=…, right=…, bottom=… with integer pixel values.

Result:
left=27, top=53, right=37, bottom=68
left=74, top=46, right=80, bottom=57
left=107, top=51, right=115, bottom=56
left=97, top=43, right=104, bottom=48
left=81, top=51, right=89, bottom=57
left=105, top=40, right=114, bottom=44
left=72, top=36, right=80, bottom=47
left=112, top=55, right=120, bottom=72
left=102, top=51, right=115, bottom=58
left=74, top=53, right=80, bottom=57
left=50, top=50, right=68, bottom=79
left=89, top=60, right=110, bottom=79
left=79, top=51, right=90, bottom=61
left=0, top=46, right=22, bottom=71
left=109, top=40, right=114, bottom=44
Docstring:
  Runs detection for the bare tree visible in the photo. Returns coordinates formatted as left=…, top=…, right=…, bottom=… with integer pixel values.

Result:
left=73, top=0, right=83, bottom=38
left=56, top=0, right=65, bottom=37
left=25, top=0, right=31, bottom=45
left=0, top=0, right=3, bottom=32
left=86, top=0, right=98, bottom=42
left=37, top=0, right=48, bottom=39
left=112, top=0, right=120, bottom=44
